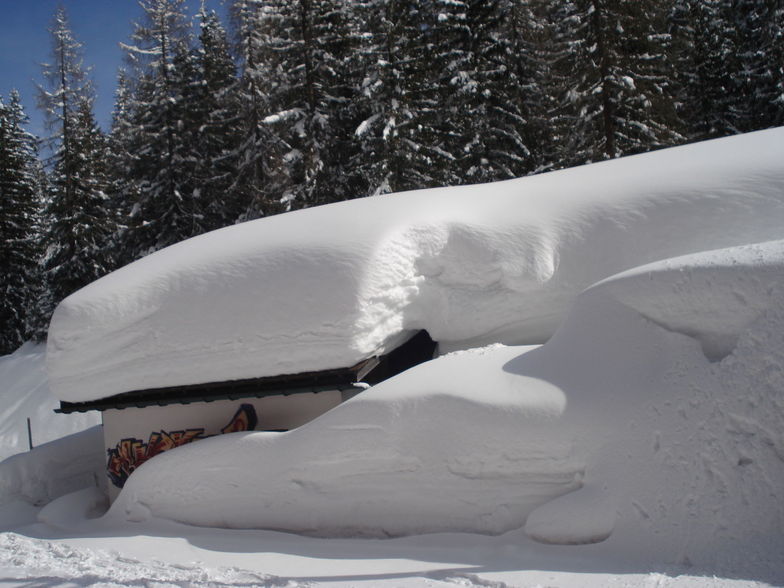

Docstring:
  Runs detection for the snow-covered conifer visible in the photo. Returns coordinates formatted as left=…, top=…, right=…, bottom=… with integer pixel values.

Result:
left=36, top=6, right=116, bottom=328
left=245, top=0, right=362, bottom=209
left=547, top=0, right=683, bottom=166
left=104, top=70, right=140, bottom=267
left=40, top=99, right=115, bottom=311
left=435, top=0, right=544, bottom=183
left=116, top=0, right=198, bottom=258
left=191, top=8, right=242, bottom=229
left=669, top=0, right=740, bottom=140
left=353, top=0, right=456, bottom=195
left=0, top=92, right=43, bottom=353
left=228, top=0, right=287, bottom=219
left=729, top=0, right=784, bottom=133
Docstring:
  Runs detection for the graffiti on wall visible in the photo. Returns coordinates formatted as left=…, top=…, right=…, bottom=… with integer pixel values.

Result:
left=107, top=403, right=258, bottom=489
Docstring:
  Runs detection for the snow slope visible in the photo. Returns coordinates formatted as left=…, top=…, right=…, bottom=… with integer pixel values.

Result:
left=0, top=345, right=103, bottom=509
left=0, top=344, right=98, bottom=461
left=0, top=427, right=104, bottom=508
left=47, top=128, right=784, bottom=402
left=110, top=343, right=582, bottom=537
left=518, top=240, right=784, bottom=566
left=110, top=239, right=784, bottom=573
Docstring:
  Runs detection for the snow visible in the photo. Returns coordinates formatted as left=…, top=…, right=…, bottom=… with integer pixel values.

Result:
left=47, top=127, right=784, bottom=403
left=1, top=130, right=784, bottom=585
left=109, top=343, right=581, bottom=537
left=2, top=523, right=772, bottom=587
left=0, top=344, right=98, bottom=461
left=0, top=344, right=101, bottom=513
left=0, top=427, right=104, bottom=509
left=0, top=532, right=291, bottom=587
left=104, top=239, right=784, bottom=572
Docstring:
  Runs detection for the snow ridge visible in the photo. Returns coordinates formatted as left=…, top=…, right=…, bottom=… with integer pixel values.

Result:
left=47, top=128, right=784, bottom=402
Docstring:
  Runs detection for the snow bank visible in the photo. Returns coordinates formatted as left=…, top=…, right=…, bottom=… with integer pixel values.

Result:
left=0, top=344, right=102, bottom=512
left=586, top=239, right=784, bottom=362
left=0, top=427, right=104, bottom=508
left=0, top=344, right=99, bottom=461
left=110, top=343, right=584, bottom=537
left=48, top=128, right=784, bottom=402
left=514, top=241, right=784, bottom=567
left=111, top=240, right=784, bottom=569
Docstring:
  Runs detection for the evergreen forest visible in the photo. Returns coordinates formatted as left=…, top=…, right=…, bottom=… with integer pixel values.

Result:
left=1, top=0, right=783, bottom=354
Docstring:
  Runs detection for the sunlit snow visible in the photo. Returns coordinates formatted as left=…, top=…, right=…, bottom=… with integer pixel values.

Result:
left=47, top=127, right=784, bottom=403
left=1, top=130, right=783, bottom=586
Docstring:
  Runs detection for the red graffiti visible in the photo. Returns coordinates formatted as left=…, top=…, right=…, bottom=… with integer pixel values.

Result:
left=107, top=404, right=258, bottom=489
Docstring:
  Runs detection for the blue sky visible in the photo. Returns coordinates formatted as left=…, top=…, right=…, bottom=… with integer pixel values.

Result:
left=0, top=0, right=225, bottom=138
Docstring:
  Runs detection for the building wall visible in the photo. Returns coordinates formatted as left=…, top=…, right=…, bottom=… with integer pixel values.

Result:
left=103, top=391, right=343, bottom=501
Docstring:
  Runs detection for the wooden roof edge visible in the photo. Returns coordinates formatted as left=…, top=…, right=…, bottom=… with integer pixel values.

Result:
left=57, top=382, right=365, bottom=414
left=56, top=358, right=376, bottom=414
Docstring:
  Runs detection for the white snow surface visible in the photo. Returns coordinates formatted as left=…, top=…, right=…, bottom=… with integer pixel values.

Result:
left=109, top=239, right=784, bottom=573
left=1, top=237, right=779, bottom=585
left=3, top=132, right=784, bottom=585
left=0, top=427, right=104, bottom=509
left=0, top=344, right=99, bottom=461
left=112, top=343, right=582, bottom=538
left=2, top=522, right=774, bottom=587
left=47, top=127, right=784, bottom=402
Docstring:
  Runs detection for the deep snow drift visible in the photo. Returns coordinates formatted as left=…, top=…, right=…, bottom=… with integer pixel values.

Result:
left=0, top=344, right=98, bottom=461
left=111, top=239, right=784, bottom=570
left=47, top=128, right=784, bottom=403
left=1, top=130, right=783, bottom=585
left=0, top=345, right=102, bottom=510
left=0, top=427, right=104, bottom=509
left=112, top=343, right=582, bottom=537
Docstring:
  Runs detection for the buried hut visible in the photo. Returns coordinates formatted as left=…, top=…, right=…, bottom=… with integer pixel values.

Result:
left=55, top=329, right=435, bottom=500
left=57, top=331, right=436, bottom=499
left=45, top=211, right=439, bottom=501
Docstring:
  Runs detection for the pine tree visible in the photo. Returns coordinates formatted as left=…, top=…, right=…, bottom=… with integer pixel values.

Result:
left=246, top=0, right=363, bottom=209
left=191, top=7, right=242, bottom=229
left=547, top=0, right=683, bottom=167
left=730, top=0, right=784, bottom=133
left=353, top=0, right=456, bottom=195
left=435, top=0, right=543, bottom=183
left=669, top=0, right=784, bottom=141
left=41, top=99, right=115, bottom=307
left=503, top=0, right=563, bottom=172
left=229, top=0, right=287, bottom=220
left=765, top=2, right=784, bottom=129
left=0, top=92, right=43, bottom=353
left=117, top=0, right=199, bottom=257
left=37, top=6, right=116, bottom=322
left=105, top=70, right=140, bottom=267
left=669, top=0, right=739, bottom=140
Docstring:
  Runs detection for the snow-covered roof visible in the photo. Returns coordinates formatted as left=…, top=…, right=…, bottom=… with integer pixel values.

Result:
left=55, top=330, right=437, bottom=413
left=46, top=128, right=784, bottom=403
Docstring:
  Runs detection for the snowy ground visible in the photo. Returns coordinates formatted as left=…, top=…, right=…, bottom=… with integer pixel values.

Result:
left=2, top=131, right=784, bottom=586
left=0, top=493, right=779, bottom=587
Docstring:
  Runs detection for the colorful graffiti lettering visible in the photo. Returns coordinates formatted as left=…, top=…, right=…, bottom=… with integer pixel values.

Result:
left=107, top=404, right=258, bottom=489
left=221, top=403, right=257, bottom=433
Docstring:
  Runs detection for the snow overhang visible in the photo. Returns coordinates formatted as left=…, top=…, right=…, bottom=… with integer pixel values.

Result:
left=56, top=330, right=437, bottom=413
